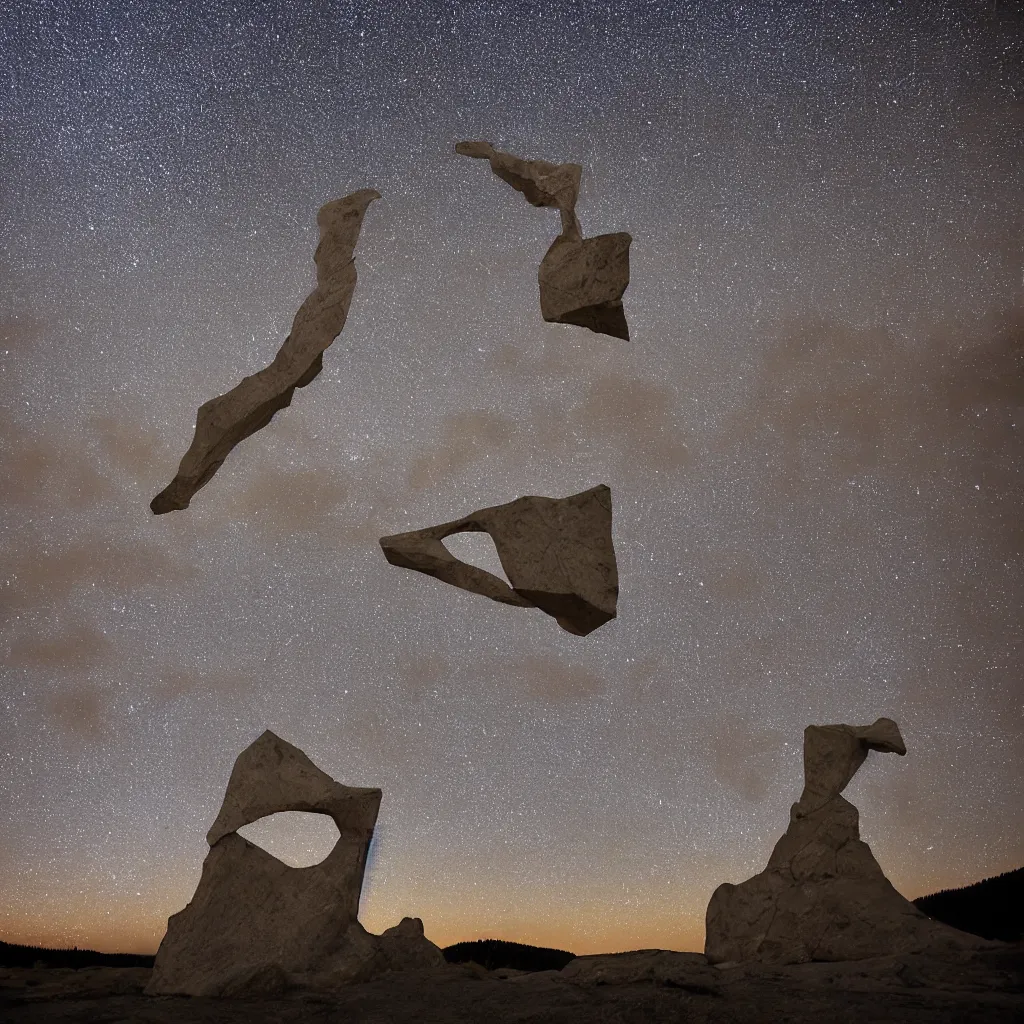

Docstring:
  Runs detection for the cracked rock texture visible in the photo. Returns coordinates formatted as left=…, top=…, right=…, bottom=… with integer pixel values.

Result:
left=151, top=188, right=379, bottom=514
left=456, top=140, right=631, bottom=340
left=704, top=718, right=988, bottom=965
left=379, top=484, right=617, bottom=636
left=146, top=731, right=442, bottom=997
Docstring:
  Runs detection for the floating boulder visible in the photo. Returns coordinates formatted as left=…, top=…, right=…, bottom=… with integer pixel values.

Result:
left=456, top=140, right=631, bottom=340
left=704, top=718, right=987, bottom=965
left=539, top=232, right=632, bottom=341
left=379, top=484, right=617, bottom=636
left=146, top=731, right=443, bottom=997
left=151, top=188, right=380, bottom=514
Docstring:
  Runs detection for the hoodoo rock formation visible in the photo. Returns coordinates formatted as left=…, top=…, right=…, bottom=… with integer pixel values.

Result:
left=704, top=718, right=987, bottom=965
left=379, top=484, right=617, bottom=636
left=150, top=188, right=380, bottom=514
left=456, top=140, right=632, bottom=341
left=146, top=731, right=442, bottom=997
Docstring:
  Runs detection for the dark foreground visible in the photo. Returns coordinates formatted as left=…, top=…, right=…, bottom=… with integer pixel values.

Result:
left=2, top=945, right=1022, bottom=1024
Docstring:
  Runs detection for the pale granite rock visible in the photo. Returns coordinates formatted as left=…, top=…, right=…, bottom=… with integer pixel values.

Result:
left=379, top=484, right=617, bottom=636
left=456, top=140, right=631, bottom=340
left=151, top=188, right=379, bottom=514
left=146, top=731, right=442, bottom=997
left=704, top=718, right=986, bottom=965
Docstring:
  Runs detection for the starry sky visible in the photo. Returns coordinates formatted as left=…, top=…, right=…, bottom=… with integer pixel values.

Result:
left=1, top=0, right=1021, bottom=957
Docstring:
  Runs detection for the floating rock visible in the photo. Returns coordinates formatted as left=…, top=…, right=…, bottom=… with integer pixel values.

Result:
left=704, top=718, right=987, bottom=965
left=539, top=232, right=632, bottom=341
left=379, top=484, right=617, bottom=636
left=455, top=140, right=582, bottom=235
left=151, top=188, right=380, bottom=514
left=146, top=731, right=442, bottom=997
left=456, top=140, right=631, bottom=340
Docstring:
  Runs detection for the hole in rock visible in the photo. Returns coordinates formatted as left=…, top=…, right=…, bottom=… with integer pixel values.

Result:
left=235, top=811, right=340, bottom=867
left=441, top=531, right=511, bottom=584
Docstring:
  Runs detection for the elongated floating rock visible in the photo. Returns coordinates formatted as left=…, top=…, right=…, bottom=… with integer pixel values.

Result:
left=151, top=188, right=379, bottom=514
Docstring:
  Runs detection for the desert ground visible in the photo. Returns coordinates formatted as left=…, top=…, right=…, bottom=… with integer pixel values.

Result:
left=3, top=944, right=1022, bottom=1024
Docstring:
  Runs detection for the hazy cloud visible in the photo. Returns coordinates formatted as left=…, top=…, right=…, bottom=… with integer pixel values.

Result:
left=564, top=375, right=692, bottom=474
left=7, top=622, right=112, bottom=673
left=0, top=414, right=114, bottom=509
left=90, top=413, right=173, bottom=484
left=507, top=654, right=606, bottom=703
left=711, top=716, right=787, bottom=802
left=42, top=685, right=106, bottom=739
left=227, top=465, right=349, bottom=535
left=3, top=540, right=193, bottom=616
left=724, top=311, right=1023, bottom=499
left=406, top=410, right=519, bottom=492
left=394, top=651, right=450, bottom=702
left=151, top=666, right=252, bottom=702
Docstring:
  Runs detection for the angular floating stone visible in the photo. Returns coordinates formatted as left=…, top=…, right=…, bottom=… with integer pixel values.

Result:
left=540, top=232, right=632, bottom=341
left=146, top=731, right=443, bottom=996
left=379, top=484, right=617, bottom=636
left=151, top=188, right=380, bottom=514
left=456, top=140, right=631, bottom=340
left=704, top=718, right=986, bottom=965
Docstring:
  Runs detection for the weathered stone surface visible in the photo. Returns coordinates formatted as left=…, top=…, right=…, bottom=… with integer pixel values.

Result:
left=456, top=140, right=631, bottom=340
left=705, top=718, right=987, bottom=965
left=539, top=232, right=632, bottom=341
left=151, top=188, right=379, bottom=514
left=146, top=731, right=442, bottom=997
left=379, top=484, right=617, bottom=636
left=455, top=140, right=582, bottom=236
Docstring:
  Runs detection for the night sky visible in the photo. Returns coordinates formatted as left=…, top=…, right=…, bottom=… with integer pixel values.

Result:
left=1, top=1, right=1021, bottom=957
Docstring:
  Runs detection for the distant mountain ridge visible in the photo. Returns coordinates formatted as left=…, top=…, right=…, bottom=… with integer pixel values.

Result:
left=443, top=938, right=576, bottom=972
left=913, top=866, right=1023, bottom=942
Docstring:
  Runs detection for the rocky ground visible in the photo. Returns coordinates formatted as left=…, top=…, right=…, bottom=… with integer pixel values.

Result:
left=2, top=944, right=1022, bottom=1023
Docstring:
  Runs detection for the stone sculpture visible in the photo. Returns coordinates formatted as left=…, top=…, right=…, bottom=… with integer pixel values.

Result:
left=456, top=140, right=631, bottom=340
left=704, top=718, right=985, bottom=965
left=379, top=484, right=617, bottom=636
left=151, top=188, right=380, bottom=514
left=146, top=731, right=443, bottom=997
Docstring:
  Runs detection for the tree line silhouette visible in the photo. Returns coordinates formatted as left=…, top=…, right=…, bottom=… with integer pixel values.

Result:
left=913, top=866, right=1023, bottom=943
left=0, top=939, right=154, bottom=969
left=442, top=939, right=576, bottom=972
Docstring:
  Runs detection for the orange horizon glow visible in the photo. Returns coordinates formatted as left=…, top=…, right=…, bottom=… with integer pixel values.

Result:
left=6, top=852, right=1019, bottom=958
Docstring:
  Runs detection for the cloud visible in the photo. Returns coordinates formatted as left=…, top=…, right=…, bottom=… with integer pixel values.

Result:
left=150, top=666, right=252, bottom=702
left=226, top=465, right=349, bottom=534
left=7, top=622, right=112, bottom=673
left=2, top=540, right=193, bottom=617
left=507, top=654, right=606, bottom=703
left=0, top=414, right=114, bottom=509
left=89, top=413, right=174, bottom=484
left=564, top=374, right=692, bottom=474
left=393, top=651, right=450, bottom=702
left=42, top=685, right=106, bottom=738
left=0, top=316, right=45, bottom=355
left=710, top=716, right=787, bottom=802
left=724, top=310, right=1023, bottom=487
left=406, top=410, right=519, bottom=491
